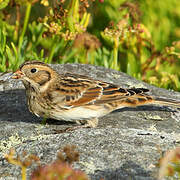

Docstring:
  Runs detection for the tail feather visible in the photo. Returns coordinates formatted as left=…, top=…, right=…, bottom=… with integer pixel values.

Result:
left=153, top=97, right=180, bottom=108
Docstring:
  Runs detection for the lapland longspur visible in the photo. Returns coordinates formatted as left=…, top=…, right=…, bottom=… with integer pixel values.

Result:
left=12, top=61, right=180, bottom=127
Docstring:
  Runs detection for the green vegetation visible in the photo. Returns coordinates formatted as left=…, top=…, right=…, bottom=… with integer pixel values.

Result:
left=0, top=0, right=180, bottom=90
left=158, top=147, right=180, bottom=179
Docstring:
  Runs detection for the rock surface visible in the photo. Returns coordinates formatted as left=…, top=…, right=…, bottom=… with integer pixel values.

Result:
left=0, top=63, right=180, bottom=180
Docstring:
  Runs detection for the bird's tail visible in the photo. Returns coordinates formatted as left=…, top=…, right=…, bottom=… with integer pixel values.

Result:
left=153, top=97, right=180, bottom=108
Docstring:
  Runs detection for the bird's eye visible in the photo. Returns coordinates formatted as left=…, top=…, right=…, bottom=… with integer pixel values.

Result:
left=31, top=68, right=37, bottom=73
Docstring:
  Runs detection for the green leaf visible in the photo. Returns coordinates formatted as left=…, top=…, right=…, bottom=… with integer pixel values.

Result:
left=0, top=0, right=10, bottom=10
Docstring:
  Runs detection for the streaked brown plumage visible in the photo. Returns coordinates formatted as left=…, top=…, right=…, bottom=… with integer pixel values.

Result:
left=12, top=61, right=180, bottom=127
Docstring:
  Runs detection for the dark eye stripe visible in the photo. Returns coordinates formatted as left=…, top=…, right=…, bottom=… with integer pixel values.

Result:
left=38, top=71, right=51, bottom=86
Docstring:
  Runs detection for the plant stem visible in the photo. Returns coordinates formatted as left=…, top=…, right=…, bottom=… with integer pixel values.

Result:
left=112, top=36, right=119, bottom=70
left=67, top=0, right=79, bottom=32
left=18, top=2, right=32, bottom=56
left=22, top=166, right=27, bottom=180
left=48, top=43, right=56, bottom=63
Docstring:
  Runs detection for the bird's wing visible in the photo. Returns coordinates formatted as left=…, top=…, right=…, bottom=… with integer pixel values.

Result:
left=53, top=73, right=151, bottom=107
left=94, top=85, right=151, bottom=105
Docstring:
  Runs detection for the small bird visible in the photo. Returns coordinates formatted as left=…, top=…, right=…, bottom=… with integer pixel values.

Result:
left=12, top=61, right=180, bottom=128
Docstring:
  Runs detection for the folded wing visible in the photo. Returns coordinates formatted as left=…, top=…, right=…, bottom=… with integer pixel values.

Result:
left=55, top=73, right=151, bottom=107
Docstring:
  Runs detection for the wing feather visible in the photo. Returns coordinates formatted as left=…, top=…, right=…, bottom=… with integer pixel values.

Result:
left=53, top=73, right=150, bottom=107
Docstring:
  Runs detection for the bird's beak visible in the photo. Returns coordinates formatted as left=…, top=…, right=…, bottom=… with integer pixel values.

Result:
left=11, top=70, right=24, bottom=79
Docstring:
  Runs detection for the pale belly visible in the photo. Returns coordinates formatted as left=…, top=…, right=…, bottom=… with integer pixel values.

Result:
left=49, top=106, right=109, bottom=121
left=28, top=97, right=109, bottom=121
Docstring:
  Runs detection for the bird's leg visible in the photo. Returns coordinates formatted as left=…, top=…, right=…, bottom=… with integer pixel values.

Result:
left=86, top=118, right=99, bottom=128
left=54, top=118, right=99, bottom=133
left=76, top=118, right=99, bottom=128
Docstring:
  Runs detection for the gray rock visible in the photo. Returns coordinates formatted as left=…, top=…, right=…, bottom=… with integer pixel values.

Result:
left=0, top=63, right=180, bottom=180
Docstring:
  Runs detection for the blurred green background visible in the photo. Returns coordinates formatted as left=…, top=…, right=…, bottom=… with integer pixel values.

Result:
left=0, top=0, right=180, bottom=90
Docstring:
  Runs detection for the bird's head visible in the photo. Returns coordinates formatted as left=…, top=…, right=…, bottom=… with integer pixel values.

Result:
left=12, top=61, right=58, bottom=91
